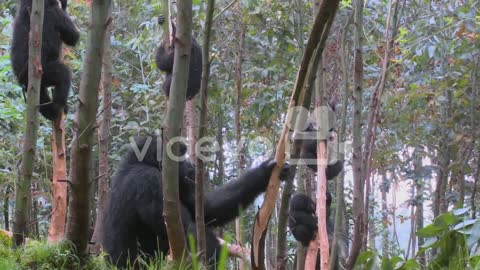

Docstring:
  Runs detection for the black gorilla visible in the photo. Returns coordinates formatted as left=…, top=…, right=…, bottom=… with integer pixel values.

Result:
left=298, top=122, right=344, bottom=176
left=288, top=111, right=344, bottom=269
left=155, top=15, right=202, bottom=100
left=288, top=192, right=333, bottom=247
left=11, top=0, right=79, bottom=120
left=102, top=136, right=289, bottom=268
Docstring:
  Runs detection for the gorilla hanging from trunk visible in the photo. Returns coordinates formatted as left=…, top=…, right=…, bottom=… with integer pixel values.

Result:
left=155, top=15, right=203, bottom=100
left=11, top=0, right=80, bottom=120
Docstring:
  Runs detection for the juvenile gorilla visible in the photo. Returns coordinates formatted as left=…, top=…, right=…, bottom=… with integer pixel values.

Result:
left=289, top=114, right=344, bottom=269
left=102, top=137, right=289, bottom=268
left=11, top=0, right=79, bottom=120
left=155, top=15, right=202, bottom=100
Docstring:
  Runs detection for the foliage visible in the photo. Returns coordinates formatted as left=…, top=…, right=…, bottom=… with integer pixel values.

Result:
left=355, top=208, right=480, bottom=270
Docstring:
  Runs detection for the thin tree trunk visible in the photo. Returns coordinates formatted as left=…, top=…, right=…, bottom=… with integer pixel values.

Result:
left=90, top=8, right=113, bottom=251
left=65, top=0, right=111, bottom=257
left=215, top=109, right=225, bottom=238
left=13, top=0, right=44, bottom=247
left=471, top=161, right=479, bottom=218
left=3, top=187, right=10, bottom=231
left=276, top=0, right=313, bottom=264
left=306, top=143, right=329, bottom=269
left=346, top=0, right=364, bottom=266
left=194, top=0, right=214, bottom=264
left=186, top=100, right=196, bottom=159
left=329, top=12, right=352, bottom=270
left=434, top=88, right=452, bottom=217
left=381, top=171, right=389, bottom=257
left=368, top=175, right=376, bottom=248
left=361, top=0, right=401, bottom=251
left=48, top=114, right=67, bottom=243
left=161, top=0, right=193, bottom=261
left=32, top=197, right=39, bottom=239
left=412, top=147, right=425, bottom=265
left=234, top=9, right=246, bottom=269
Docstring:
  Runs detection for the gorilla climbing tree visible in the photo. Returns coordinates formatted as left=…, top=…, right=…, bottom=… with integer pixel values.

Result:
left=65, top=0, right=112, bottom=258
left=10, top=0, right=80, bottom=121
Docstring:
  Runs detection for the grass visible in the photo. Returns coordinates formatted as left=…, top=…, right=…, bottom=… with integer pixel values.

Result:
left=0, top=236, right=232, bottom=270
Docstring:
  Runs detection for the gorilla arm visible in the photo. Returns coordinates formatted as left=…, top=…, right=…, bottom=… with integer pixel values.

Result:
left=203, top=159, right=288, bottom=227
left=53, top=6, right=80, bottom=46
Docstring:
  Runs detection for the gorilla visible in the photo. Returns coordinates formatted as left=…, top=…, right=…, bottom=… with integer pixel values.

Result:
left=102, top=136, right=289, bottom=268
left=288, top=105, right=344, bottom=268
left=155, top=15, right=202, bottom=100
left=10, top=0, right=79, bottom=120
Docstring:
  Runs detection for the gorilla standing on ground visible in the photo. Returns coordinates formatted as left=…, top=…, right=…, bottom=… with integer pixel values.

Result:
left=11, top=0, right=79, bottom=120
left=155, top=15, right=203, bottom=100
left=102, top=136, right=289, bottom=268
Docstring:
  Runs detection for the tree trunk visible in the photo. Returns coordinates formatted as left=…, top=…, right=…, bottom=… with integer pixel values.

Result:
left=346, top=0, right=365, bottom=266
left=3, top=187, right=10, bottom=231
left=329, top=13, right=352, bottom=270
left=48, top=114, right=67, bottom=243
left=472, top=155, right=480, bottom=219
left=234, top=8, right=246, bottom=269
left=161, top=0, right=193, bottom=261
left=194, top=0, right=215, bottom=264
left=361, top=0, right=401, bottom=251
left=90, top=7, right=113, bottom=251
left=215, top=109, right=225, bottom=237
left=65, top=0, right=111, bottom=257
left=13, top=0, right=44, bottom=247
left=186, top=100, right=196, bottom=159
left=380, top=171, right=389, bottom=257
left=434, top=88, right=452, bottom=217
left=276, top=0, right=312, bottom=263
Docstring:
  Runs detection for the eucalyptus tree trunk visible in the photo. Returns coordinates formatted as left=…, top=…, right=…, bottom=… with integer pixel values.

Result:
left=161, top=0, right=193, bottom=261
left=48, top=113, right=67, bottom=243
left=13, top=0, right=44, bottom=247
left=473, top=155, right=480, bottom=219
left=329, top=12, right=352, bottom=270
left=361, top=0, right=401, bottom=250
left=91, top=4, right=113, bottom=252
left=276, top=1, right=309, bottom=268
left=215, top=109, right=225, bottom=237
left=433, top=88, right=452, bottom=217
left=194, top=0, right=215, bottom=264
left=380, top=171, right=389, bottom=257
left=346, top=0, right=365, bottom=267
left=4, top=187, right=10, bottom=231
left=65, top=0, right=111, bottom=257
left=233, top=7, right=247, bottom=269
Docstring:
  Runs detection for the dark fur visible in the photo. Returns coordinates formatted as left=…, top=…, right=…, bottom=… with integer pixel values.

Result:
left=102, top=136, right=289, bottom=268
left=296, top=122, right=344, bottom=175
left=155, top=16, right=202, bottom=100
left=10, top=0, right=79, bottom=120
left=288, top=193, right=333, bottom=270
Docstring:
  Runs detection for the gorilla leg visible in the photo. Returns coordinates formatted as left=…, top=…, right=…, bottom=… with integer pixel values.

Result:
left=288, top=192, right=333, bottom=247
left=39, top=60, right=71, bottom=120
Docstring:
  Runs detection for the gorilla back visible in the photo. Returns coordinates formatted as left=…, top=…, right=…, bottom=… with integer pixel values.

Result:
left=102, top=136, right=288, bottom=268
left=11, top=0, right=79, bottom=120
left=155, top=16, right=203, bottom=100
